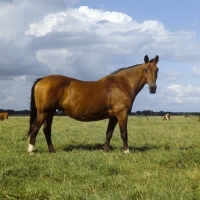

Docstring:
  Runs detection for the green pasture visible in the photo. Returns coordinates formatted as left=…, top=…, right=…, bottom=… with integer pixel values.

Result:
left=1, top=116, right=200, bottom=199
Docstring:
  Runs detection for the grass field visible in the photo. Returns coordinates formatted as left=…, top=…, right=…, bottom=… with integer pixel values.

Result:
left=1, top=115, right=200, bottom=199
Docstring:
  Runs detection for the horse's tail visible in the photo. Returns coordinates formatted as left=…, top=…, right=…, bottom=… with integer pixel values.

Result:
left=27, top=78, right=43, bottom=137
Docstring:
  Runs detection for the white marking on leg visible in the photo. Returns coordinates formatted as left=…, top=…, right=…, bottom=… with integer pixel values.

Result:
left=28, top=144, right=35, bottom=153
left=124, top=149, right=130, bottom=154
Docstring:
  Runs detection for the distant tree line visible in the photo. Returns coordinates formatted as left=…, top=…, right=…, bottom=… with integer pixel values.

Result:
left=0, top=109, right=200, bottom=116
left=0, top=109, right=30, bottom=116
left=130, top=110, right=200, bottom=116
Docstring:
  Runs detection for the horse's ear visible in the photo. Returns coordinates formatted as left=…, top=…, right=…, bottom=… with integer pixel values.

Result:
left=144, top=55, right=149, bottom=64
left=155, top=55, right=159, bottom=63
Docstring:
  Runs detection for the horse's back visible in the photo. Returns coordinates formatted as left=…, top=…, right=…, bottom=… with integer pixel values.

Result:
left=35, top=75, right=99, bottom=98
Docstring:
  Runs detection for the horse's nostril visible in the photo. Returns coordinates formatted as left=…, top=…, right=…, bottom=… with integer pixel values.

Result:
left=149, top=86, right=156, bottom=93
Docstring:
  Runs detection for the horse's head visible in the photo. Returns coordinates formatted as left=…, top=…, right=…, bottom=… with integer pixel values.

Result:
left=143, top=55, right=159, bottom=94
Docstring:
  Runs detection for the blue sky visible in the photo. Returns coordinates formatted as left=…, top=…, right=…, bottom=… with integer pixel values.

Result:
left=0, top=0, right=200, bottom=113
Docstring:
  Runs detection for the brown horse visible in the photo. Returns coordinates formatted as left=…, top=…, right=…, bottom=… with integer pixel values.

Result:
left=27, top=55, right=159, bottom=153
left=0, top=112, right=9, bottom=122
left=163, top=114, right=170, bottom=121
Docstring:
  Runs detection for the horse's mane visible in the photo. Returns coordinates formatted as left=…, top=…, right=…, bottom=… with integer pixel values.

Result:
left=111, top=59, right=155, bottom=75
left=149, top=58, right=156, bottom=62
left=111, top=64, right=140, bottom=75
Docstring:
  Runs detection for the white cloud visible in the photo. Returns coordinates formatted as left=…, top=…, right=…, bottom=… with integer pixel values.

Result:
left=23, top=6, right=200, bottom=82
left=160, top=70, right=182, bottom=81
left=164, top=84, right=200, bottom=104
left=192, top=21, right=199, bottom=27
left=25, top=6, right=133, bottom=37
left=0, top=77, right=31, bottom=110
left=24, top=6, right=200, bottom=64
left=191, top=66, right=200, bottom=76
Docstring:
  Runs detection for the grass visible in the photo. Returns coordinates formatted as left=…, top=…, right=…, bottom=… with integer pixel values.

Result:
left=1, top=115, right=200, bottom=199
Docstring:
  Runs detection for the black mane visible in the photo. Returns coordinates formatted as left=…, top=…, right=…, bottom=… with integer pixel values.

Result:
left=111, top=59, right=155, bottom=75
left=111, top=64, right=140, bottom=75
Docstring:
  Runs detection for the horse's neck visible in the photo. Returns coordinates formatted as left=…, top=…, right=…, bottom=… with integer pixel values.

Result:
left=125, top=65, right=146, bottom=95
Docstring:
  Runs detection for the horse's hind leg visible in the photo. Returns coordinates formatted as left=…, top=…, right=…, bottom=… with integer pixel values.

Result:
left=28, top=113, right=47, bottom=153
left=43, top=112, right=55, bottom=153
left=104, top=117, right=118, bottom=151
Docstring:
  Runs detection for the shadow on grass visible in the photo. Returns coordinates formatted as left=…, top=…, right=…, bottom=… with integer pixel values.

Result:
left=63, top=143, right=158, bottom=152
left=63, top=143, right=117, bottom=152
left=130, top=144, right=159, bottom=153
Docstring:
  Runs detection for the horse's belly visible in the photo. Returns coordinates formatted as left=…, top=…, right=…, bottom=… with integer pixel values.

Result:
left=65, top=107, right=110, bottom=122
left=72, top=117, right=106, bottom=122
left=61, top=94, right=113, bottom=121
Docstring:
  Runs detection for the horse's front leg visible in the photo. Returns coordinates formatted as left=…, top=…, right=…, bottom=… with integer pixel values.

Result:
left=104, top=117, right=118, bottom=151
left=117, top=113, right=129, bottom=153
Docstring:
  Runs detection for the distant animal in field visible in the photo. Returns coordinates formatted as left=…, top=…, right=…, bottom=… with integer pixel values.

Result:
left=198, top=116, right=200, bottom=121
left=0, top=112, right=9, bottom=122
left=185, top=115, right=189, bottom=118
left=163, top=114, right=170, bottom=121
left=27, top=55, right=159, bottom=153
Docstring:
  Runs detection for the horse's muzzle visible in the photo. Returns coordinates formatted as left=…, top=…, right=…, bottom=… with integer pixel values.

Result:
left=149, top=85, right=157, bottom=94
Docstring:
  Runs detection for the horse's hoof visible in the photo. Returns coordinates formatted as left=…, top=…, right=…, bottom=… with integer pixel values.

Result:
left=124, top=149, right=130, bottom=154
left=49, top=149, right=56, bottom=153
left=103, top=146, right=109, bottom=151
left=28, top=144, right=35, bottom=153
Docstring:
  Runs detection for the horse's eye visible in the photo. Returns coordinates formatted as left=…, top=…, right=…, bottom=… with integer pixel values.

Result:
left=144, top=69, right=148, bottom=73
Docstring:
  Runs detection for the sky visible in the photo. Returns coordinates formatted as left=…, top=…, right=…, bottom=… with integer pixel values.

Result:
left=0, top=0, right=200, bottom=113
